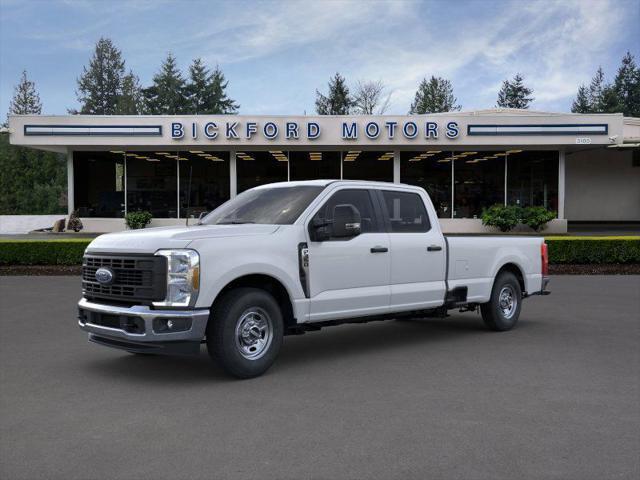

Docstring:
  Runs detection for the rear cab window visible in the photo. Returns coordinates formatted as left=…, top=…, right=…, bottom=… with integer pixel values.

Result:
left=380, top=190, right=431, bottom=233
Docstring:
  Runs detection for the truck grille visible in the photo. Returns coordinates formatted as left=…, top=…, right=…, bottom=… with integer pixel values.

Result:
left=82, top=254, right=166, bottom=304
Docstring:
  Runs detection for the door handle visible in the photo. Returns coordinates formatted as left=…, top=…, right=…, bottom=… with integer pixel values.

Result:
left=427, top=245, right=442, bottom=252
left=370, top=246, right=388, bottom=253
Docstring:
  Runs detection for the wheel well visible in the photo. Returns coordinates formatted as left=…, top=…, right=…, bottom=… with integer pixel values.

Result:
left=496, top=263, right=526, bottom=293
left=215, top=274, right=296, bottom=330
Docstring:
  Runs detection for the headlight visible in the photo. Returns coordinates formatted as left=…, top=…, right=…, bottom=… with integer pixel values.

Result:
left=153, top=249, right=200, bottom=308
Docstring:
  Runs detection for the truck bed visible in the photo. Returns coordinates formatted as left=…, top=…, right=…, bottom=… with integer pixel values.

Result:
left=444, top=235, right=544, bottom=303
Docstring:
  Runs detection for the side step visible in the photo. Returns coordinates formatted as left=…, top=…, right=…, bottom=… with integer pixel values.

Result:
left=445, top=286, right=468, bottom=308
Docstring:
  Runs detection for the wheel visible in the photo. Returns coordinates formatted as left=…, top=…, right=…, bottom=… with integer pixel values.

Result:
left=206, top=287, right=283, bottom=379
left=480, top=272, right=522, bottom=331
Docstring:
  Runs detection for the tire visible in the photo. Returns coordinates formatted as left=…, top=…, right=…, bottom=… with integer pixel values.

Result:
left=206, top=287, right=284, bottom=379
left=480, top=271, right=522, bottom=331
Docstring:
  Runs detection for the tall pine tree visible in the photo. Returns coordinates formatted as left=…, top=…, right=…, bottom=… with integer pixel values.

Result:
left=496, top=74, right=534, bottom=109
left=8, top=70, right=42, bottom=117
left=207, top=65, right=239, bottom=114
left=613, top=51, right=640, bottom=117
left=409, top=76, right=460, bottom=114
left=315, top=73, right=353, bottom=115
left=185, top=59, right=239, bottom=114
left=75, top=38, right=126, bottom=114
left=144, top=53, right=188, bottom=114
left=1, top=72, right=66, bottom=214
left=116, top=71, right=144, bottom=115
left=571, top=85, right=591, bottom=113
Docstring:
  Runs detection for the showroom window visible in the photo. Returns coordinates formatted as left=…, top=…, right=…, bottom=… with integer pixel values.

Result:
left=507, top=150, right=558, bottom=212
left=453, top=151, right=505, bottom=218
left=236, top=151, right=288, bottom=193
left=73, top=151, right=125, bottom=218
left=126, top=152, right=178, bottom=218
left=289, top=151, right=341, bottom=181
left=401, top=150, right=453, bottom=218
left=177, top=151, right=230, bottom=218
left=342, top=150, right=394, bottom=182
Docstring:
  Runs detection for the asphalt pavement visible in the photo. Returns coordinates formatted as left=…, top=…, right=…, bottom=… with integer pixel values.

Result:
left=0, top=275, right=638, bottom=480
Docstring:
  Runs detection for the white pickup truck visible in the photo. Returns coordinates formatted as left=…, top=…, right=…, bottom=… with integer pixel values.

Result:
left=78, top=180, right=550, bottom=378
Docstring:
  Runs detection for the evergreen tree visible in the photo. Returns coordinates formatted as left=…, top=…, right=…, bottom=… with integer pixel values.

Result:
left=8, top=70, right=42, bottom=116
left=496, top=73, right=534, bottom=109
left=315, top=73, right=353, bottom=115
left=185, top=59, right=239, bottom=114
left=207, top=65, right=239, bottom=114
left=1, top=72, right=65, bottom=214
left=613, top=51, right=640, bottom=117
left=587, top=66, right=607, bottom=112
left=143, top=53, right=188, bottom=114
left=409, top=76, right=460, bottom=114
left=186, top=58, right=209, bottom=114
left=116, top=71, right=144, bottom=114
left=75, top=37, right=126, bottom=114
left=571, top=85, right=591, bottom=113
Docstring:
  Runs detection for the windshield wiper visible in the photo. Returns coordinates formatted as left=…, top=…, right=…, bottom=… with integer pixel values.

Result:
left=217, top=221, right=256, bottom=225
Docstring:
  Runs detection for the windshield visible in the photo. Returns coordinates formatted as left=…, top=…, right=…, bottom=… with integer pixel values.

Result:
left=201, top=185, right=325, bottom=225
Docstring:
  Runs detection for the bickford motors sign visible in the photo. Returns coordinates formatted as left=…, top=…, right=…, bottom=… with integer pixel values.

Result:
left=171, top=119, right=461, bottom=141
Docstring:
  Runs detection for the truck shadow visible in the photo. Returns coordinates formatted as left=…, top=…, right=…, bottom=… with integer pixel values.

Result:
left=82, top=315, right=531, bottom=383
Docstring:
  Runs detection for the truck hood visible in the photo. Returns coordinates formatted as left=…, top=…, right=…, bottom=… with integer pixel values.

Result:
left=86, top=224, right=280, bottom=254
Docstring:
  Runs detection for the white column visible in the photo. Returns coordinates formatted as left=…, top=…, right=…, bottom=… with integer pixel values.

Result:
left=558, top=149, right=566, bottom=219
left=176, top=158, right=180, bottom=219
left=393, top=150, right=401, bottom=183
left=66, top=149, right=74, bottom=215
left=504, top=154, right=508, bottom=205
left=230, top=150, right=237, bottom=198
left=451, top=154, right=455, bottom=218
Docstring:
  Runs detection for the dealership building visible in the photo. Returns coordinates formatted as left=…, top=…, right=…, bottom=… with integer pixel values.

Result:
left=7, top=109, right=640, bottom=233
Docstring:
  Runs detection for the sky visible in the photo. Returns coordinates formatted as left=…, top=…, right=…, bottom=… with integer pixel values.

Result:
left=0, top=0, right=638, bottom=117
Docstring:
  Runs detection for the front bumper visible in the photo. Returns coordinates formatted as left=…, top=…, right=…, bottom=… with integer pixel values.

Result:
left=78, top=298, right=210, bottom=355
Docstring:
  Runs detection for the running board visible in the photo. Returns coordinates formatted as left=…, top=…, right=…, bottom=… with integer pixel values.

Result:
left=445, top=286, right=468, bottom=308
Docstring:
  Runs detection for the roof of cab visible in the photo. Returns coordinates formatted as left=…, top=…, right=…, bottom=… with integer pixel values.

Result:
left=254, top=179, right=421, bottom=189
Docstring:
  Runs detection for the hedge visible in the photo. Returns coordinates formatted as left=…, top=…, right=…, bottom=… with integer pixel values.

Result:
left=0, top=239, right=92, bottom=265
left=0, top=237, right=639, bottom=266
left=545, top=237, right=640, bottom=264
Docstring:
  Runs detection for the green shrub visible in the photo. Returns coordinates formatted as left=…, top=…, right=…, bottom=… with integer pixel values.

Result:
left=545, top=237, right=640, bottom=264
left=0, top=240, right=92, bottom=265
left=481, top=205, right=520, bottom=232
left=521, top=206, right=556, bottom=232
left=125, top=210, right=152, bottom=229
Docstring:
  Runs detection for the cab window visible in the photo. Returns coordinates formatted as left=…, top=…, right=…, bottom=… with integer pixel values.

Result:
left=312, top=189, right=381, bottom=235
left=381, top=190, right=431, bottom=233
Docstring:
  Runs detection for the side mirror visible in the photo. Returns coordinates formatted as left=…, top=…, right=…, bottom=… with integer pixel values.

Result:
left=331, top=204, right=361, bottom=238
left=197, top=211, right=208, bottom=225
left=310, top=216, right=331, bottom=242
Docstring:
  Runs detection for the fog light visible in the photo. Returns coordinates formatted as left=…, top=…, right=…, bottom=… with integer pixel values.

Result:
left=153, top=317, right=191, bottom=333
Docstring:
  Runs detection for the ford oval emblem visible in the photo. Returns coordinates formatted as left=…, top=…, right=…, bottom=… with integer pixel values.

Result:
left=95, top=267, right=114, bottom=285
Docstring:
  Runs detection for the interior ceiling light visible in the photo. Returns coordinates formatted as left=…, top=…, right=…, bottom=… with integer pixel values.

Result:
left=507, top=150, right=523, bottom=154
left=125, top=153, right=137, bottom=157
left=189, top=150, right=204, bottom=154
left=155, top=152, right=170, bottom=155
left=146, top=158, right=160, bottom=162
left=110, top=150, right=125, bottom=154
left=427, top=150, right=442, bottom=154
left=437, top=159, right=451, bottom=163
left=495, top=153, right=507, bottom=156
left=135, top=156, right=148, bottom=159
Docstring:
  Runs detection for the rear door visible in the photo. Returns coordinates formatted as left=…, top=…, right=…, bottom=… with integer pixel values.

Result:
left=306, top=187, right=391, bottom=322
left=378, top=189, right=446, bottom=311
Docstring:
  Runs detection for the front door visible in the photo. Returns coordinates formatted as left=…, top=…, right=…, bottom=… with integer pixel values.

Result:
left=306, top=188, right=390, bottom=322
left=378, top=189, right=447, bottom=311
